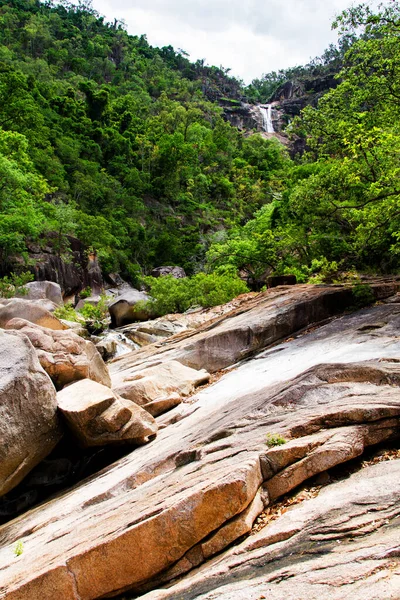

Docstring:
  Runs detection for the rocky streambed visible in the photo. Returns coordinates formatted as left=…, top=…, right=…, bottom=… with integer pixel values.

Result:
left=0, top=282, right=399, bottom=599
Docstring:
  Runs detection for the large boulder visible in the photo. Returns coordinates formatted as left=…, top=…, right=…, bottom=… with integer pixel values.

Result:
left=0, top=299, right=66, bottom=330
left=151, top=266, right=186, bottom=279
left=57, top=379, right=158, bottom=447
left=0, top=330, right=61, bottom=496
left=108, top=289, right=151, bottom=327
left=16, top=281, right=63, bottom=305
left=5, top=318, right=111, bottom=389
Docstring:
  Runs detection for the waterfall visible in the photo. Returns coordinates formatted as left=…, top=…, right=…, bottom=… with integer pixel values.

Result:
left=259, top=104, right=274, bottom=133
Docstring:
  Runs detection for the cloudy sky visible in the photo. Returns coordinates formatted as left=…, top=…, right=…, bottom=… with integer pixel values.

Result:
left=91, top=0, right=356, bottom=83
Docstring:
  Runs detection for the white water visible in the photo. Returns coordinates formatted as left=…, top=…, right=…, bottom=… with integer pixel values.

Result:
left=259, top=104, right=274, bottom=133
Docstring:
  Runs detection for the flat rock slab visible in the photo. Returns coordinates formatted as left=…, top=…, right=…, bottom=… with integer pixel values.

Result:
left=1, top=300, right=400, bottom=599
left=142, top=459, right=400, bottom=600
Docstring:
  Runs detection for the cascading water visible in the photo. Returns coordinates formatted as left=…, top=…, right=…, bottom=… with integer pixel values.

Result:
left=259, top=104, right=275, bottom=133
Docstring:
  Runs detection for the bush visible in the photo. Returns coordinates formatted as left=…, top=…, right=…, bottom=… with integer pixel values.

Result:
left=0, top=271, right=34, bottom=298
left=78, top=294, right=109, bottom=333
left=307, top=258, right=339, bottom=284
left=143, top=272, right=249, bottom=316
left=53, top=303, right=81, bottom=322
left=79, top=286, right=92, bottom=299
left=352, top=283, right=375, bottom=308
left=266, top=433, right=287, bottom=447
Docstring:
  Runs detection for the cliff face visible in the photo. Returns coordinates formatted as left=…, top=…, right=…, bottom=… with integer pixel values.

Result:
left=221, top=73, right=340, bottom=142
left=20, top=234, right=103, bottom=301
left=270, top=73, right=340, bottom=117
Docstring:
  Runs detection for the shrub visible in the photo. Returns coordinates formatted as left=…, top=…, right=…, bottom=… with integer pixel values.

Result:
left=78, top=294, right=109, bottom=333
left=352, top=283, right=375, bottom=308
left=53, top=303, right=81, bottom=322
left=143, top=272, right=249, bottom=316
left=0, top=271, right=34, bottom=298
left=266, top=433, right=287, bottom=447
left=14, top=540, right=24, bottom=557
left=307, top=258, right=339, bottom=284
left=79, top=286, right=92, bottom=299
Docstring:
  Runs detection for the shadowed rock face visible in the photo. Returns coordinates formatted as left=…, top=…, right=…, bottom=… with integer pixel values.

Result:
left=0, top=286, right=400, bottom=599
left=0, top=330, right=61, bottom=497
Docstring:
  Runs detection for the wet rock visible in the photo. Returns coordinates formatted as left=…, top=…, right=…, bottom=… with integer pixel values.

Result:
left=0, top=330, right=61, bottom=496
left=151, top=266, right=186, bottom=279
left=57, top=379, right=158, bottom=447
left=120, top=318, right=190, bottom=346
left=111, top=359, right=210, bottom=410
left=108, top=289, right=151, bottom=327
left=5, top=318, right=111, bottom=389
left=16, top=280, right=63, bottom=305
left=0, top=299, right=66, bottom=330
left=95, top=337, right=118, bottom=360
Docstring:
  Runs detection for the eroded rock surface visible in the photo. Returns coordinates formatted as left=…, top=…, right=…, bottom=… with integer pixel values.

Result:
left=5, top=318, right=111, bottom=389
left=16, top=281, right=63, bottom=306
left=0, top=299, right=66, bottom=330
left=0, top=330, right=61, bottom=497
left=142, top=460, right=400, bottom=600
left=57, top=379, right=158, bottom=447
left=111, top=359, right=210, bottom=415
left=0, top=288, right=400, bottom=600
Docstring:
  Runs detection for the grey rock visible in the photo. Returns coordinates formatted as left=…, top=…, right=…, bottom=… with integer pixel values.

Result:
left=0, top=330, right=61, bottom=497
left=151, top=266, right=186, bottom=279
left=0, top=299, right=66, bottom=330
left=16, top=280, right=63, bottom=305
left=108, top=289, right=151, bottom=327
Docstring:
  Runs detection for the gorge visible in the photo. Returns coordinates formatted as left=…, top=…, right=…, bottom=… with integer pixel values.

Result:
left=0, top=0, right=400, bottom=598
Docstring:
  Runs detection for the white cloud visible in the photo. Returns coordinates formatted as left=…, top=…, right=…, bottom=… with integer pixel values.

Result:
left=92, top=0, right=355, bottom=82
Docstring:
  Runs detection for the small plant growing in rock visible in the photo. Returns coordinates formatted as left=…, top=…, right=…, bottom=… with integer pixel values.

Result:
left=14, top=540, right=24, bottom=557
left=266, top=433, right=287, bottom=448
left=53, top=303, right=81, bottom=323
left=79, top=286, right=92, bottom=299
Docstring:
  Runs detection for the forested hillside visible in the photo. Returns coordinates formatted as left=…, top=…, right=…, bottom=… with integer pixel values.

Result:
left=0, top=0, right=399, bottom=287
left=0, top=0, right=288, bottom=282
left=209, top=1, right=400, bottom=283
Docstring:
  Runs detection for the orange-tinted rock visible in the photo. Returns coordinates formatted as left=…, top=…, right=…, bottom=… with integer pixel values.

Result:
left=5, top=318, right=111, bottom=389
left=57, top=379, right=158, bottom=446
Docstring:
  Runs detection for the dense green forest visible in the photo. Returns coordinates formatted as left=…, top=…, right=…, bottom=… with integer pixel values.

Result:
left=0, top=0, right=399, bottom=288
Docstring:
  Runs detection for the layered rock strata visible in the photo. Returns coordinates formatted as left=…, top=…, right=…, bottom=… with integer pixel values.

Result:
left=0, top=290, right=400, bottom=599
